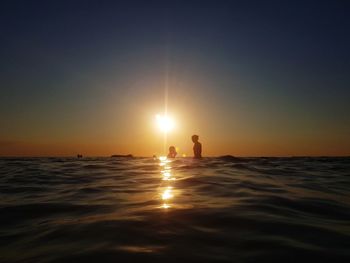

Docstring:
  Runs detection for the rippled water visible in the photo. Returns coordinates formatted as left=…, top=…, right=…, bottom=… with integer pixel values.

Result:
left=1, top=157, right=350, bottom=262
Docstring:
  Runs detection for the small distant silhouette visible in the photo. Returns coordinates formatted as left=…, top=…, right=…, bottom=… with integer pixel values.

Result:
left=191, top=135, right=202, bottom=158
left=110, top=154, right=133, bottom=158
left=77, top=154, right=83, bottom=158
left=167, top=146, right=177, bottom=158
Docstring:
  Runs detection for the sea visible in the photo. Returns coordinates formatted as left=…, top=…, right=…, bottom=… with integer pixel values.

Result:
left=0, top=156, right=350, bottom=262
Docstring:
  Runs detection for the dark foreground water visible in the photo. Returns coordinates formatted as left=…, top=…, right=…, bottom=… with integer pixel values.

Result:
left=0, top=157, right=350, bottom=263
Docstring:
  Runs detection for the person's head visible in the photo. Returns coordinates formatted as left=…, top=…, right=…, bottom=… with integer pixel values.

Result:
left=192, top=135, right=199, bottom=143
left=169, top=146, right=176, bottom=153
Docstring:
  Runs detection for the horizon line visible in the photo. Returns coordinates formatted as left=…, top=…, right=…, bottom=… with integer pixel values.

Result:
left=0, top=155, right=349, bottom=158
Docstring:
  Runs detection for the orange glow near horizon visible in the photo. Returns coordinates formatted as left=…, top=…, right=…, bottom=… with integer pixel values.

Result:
left=1, top=132, right=350, bottom=157
left=1, top=90, right=350, bottom=157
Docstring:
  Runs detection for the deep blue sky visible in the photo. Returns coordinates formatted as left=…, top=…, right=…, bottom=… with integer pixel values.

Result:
left=1, top=0, right=349, bottom=156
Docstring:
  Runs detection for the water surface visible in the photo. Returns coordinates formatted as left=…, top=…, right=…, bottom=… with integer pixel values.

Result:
left=1, top=157, right=350, bottom=262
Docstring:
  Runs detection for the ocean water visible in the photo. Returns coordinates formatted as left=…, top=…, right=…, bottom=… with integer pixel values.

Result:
left=0, top=157, right=350, bottom=263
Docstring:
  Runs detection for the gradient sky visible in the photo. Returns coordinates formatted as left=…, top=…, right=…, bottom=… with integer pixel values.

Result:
left=1, top=0, right=349, bottom=156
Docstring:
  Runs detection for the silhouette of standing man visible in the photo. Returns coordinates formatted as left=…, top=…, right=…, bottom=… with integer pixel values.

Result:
left=192, top=135, right=202, bottom=158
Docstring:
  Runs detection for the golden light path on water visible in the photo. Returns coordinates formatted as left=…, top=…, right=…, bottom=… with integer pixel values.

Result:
left=158, top=156, right=176, bottom=209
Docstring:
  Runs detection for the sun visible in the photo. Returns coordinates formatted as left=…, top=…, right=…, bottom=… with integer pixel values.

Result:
left=156, top=114, right=175, bottom=133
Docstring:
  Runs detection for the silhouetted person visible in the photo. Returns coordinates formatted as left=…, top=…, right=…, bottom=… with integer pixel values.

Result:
left=167, top=146, right=177, bottom=158
left=192, top=135, right=202, bottom=158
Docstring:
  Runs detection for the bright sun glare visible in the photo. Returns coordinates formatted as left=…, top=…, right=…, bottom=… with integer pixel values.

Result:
left=156, top=114, right=175, bottom=133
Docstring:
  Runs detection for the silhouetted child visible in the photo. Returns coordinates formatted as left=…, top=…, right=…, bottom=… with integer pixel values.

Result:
left=191, top=135, right=202, bottom=158
left=167, top=146, right=177, bottom=158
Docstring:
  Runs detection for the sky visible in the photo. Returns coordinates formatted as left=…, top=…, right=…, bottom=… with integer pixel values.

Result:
left=0, top=0, right=349, bottom=157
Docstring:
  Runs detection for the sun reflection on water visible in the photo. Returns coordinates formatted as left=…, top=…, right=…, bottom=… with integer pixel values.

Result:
left=162, top=187, right=173, bottom=200
left=158, top=156, right=176, bottom=209
left=161, top=203, right=171, bottom=209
